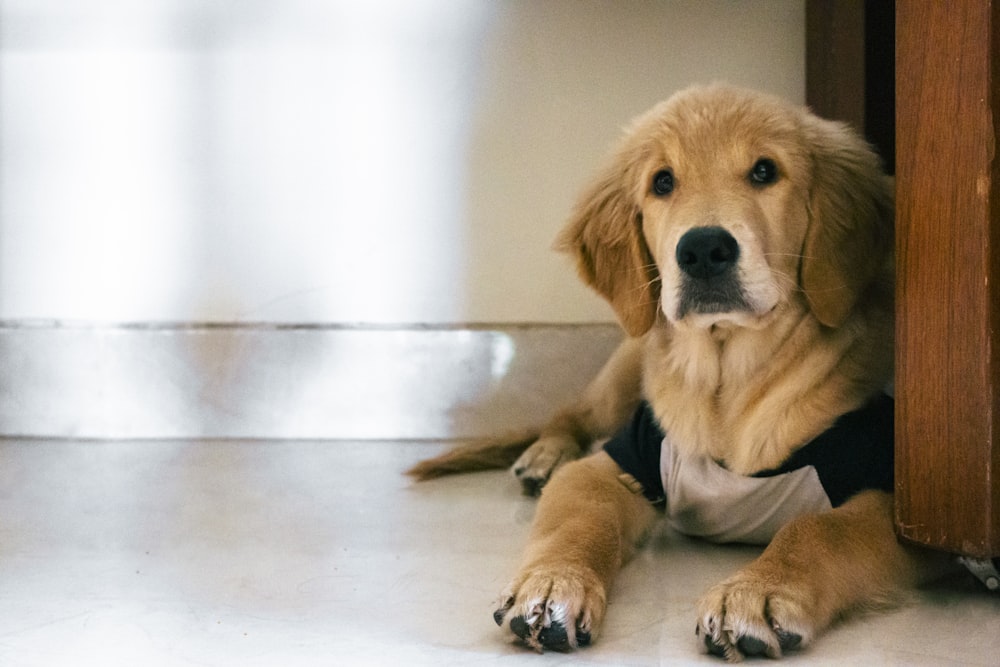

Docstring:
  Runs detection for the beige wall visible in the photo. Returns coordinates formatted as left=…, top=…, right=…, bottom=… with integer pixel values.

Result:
left=464, top=1, right=805, bottom=323
left=0, top=0, right=804, bottom=325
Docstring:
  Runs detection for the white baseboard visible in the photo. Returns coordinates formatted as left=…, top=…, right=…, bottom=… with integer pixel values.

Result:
left=0, top=323, right=621, bottom=440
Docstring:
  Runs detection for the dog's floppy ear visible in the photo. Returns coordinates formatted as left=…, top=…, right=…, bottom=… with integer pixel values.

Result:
left=555, top=159, right=659, bottom=337
left=801, top=117, right=894, bottom=328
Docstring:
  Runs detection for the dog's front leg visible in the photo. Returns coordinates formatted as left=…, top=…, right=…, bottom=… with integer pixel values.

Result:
left=513, top=336, right=645, bottom=494
left=495, top=450, right=656, bottom=651
left=695, top=490, right=952, bottom=661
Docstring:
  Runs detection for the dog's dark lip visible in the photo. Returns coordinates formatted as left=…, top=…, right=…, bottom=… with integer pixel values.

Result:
left=676, top=276, right=750, bottom=320
left=686, top=299, right=752, bottom=315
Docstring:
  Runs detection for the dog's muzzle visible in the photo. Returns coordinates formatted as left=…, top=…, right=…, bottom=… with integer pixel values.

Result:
left=675, top=226, right=750, bottom=318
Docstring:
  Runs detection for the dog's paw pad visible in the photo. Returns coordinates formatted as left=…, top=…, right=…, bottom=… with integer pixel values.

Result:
left=695, top=575, right=814, bottom=661
left=509, top=615, right=531, bottom=640
left=494, top=568, right=605, bottom=653
left=774, top=627, right=802, bottom=651
left=703, top=633, right=727, bottom=658
left=517, top=474, right=546, bottom=497
left=697, top=620, right=799, bottom=661
left=508, top=616, right=589, bottom=652
left=736, top=635, right=769, bottom=657
left=537, top=621, right=569, bottom=651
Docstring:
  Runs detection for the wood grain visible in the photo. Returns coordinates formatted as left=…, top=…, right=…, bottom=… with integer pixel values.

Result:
left=895, top=0, right=1000, bottom=558
left=807, top=0, right=866, bottom=135
left=806, top=0, right=896, bottom=171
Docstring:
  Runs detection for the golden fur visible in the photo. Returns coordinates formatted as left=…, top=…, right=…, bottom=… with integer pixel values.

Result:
left=408, top=85, right=948, bottom=660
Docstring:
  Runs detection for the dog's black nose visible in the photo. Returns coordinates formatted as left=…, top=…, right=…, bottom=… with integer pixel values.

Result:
left=675, top=227, right=740, bottom=279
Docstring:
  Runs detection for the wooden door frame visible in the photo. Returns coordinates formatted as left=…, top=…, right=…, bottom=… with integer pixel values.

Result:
left=807, top=0, right=999, bottom=558
left=894, top=0, right=999, bottom=559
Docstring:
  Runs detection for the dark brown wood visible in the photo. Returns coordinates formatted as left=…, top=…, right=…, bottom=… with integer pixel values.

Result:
left=806, top=0, right=865, bottom=130
left=895, top=0, right=1000, bottom=558
left=807, top=0, right=896, bottom=172
left=807, top=0, right=866, bottom=132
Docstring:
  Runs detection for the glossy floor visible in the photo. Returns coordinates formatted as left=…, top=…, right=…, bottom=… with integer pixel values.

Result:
left=0, top=438, right=996, bottom=666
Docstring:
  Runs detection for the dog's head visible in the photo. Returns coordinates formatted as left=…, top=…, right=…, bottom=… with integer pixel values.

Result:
left=556, top=85, right=893, bottom=336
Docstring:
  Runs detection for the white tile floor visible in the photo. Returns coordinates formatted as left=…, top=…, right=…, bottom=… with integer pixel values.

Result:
left=0, top=438, right=997, bottom=666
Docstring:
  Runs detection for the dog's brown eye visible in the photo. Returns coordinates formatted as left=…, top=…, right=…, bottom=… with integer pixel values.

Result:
left=652, top=169, right=675, bottom=196
left=749, top=158, right=778, bottom=186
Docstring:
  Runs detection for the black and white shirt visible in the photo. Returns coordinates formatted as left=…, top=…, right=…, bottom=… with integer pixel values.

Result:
left=604, top=394, right=895, bottom=545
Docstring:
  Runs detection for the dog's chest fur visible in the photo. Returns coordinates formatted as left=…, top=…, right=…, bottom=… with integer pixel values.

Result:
left=642, top=302, right=887, bottom=476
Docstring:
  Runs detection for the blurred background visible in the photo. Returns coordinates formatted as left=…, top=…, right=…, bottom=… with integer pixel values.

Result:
left=0, top=0, right=804, bottom=326
left=0, top=0, right=805, bottom=439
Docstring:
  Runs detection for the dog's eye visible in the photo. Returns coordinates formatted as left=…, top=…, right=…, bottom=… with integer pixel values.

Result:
left=652, top=169, right=675, bottom=196
left=749, top=158, right=778, bottom=186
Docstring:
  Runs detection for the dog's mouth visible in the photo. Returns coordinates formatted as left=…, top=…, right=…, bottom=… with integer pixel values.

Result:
left=676, top=276, right=751, bottom=320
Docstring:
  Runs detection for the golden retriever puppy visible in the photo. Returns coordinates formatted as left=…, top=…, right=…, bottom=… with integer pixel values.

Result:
left=409, top=84, right=948, bottom=660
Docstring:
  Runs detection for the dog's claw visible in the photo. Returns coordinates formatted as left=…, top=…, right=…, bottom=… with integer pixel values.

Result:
left=493, top=596, right=514, bottom=626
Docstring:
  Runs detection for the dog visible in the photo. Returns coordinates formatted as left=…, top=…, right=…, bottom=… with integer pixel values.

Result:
left=408, top=84, right=949, bottom=661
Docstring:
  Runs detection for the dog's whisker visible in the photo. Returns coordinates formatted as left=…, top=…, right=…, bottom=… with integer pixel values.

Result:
left=768, top=269, right=800, bottom=290
left=625, top=271, right=662, bottom=297
left=762, top=252, right=814, bottom=260
left=770, top=268, right=854, bottom=297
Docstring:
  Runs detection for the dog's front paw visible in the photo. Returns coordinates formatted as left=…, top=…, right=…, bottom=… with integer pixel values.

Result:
left=511, top=435, right=581, bottom=496
left=695, top=572, right=814, bottom=662
left=493, top=564, right=605, bottom=652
